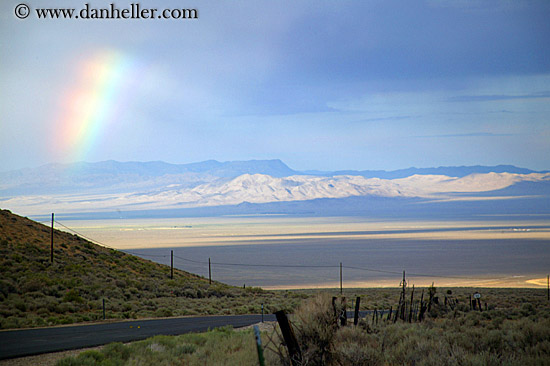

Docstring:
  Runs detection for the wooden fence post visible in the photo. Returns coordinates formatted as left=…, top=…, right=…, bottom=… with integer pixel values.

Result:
left=275, top=311, right=302, bottom=366
left=354, top=297, right=361, bottom=326
left=340, top=262, right=343, bottom=295
left=340, top=297, right=347, bottom=326
left=418, top=290, right=425, bottom=322
left=50, top=213, right=54, bottom=264
left=409, top=285, right=415, bottom=322
left=332, top=296, right=339, bottom=327
left=428, top=282, right=435, bottom=312
left=400, top=271, right=407, bottom=321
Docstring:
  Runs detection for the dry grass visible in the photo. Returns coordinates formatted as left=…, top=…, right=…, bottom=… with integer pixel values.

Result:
left=0, top=210, right=304, bottom=329
left=265, top=293, right=550, bottom=366
left=2, top=202, right=549, bottom=366
left=54, top=326, right=260, bottom=366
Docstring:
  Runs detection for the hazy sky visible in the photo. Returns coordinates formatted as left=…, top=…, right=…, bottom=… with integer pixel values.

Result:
left=1, top=0, right=549, bottom=172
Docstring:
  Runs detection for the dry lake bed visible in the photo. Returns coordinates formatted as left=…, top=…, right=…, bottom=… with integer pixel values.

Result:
left=56, top=215, right=550, bottom=289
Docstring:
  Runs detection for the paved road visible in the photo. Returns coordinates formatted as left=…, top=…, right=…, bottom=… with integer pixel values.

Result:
left=0, top=314, right=276, bottom=360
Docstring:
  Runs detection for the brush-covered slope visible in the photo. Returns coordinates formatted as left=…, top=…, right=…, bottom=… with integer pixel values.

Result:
left=0, top=210, right=296, bottom=329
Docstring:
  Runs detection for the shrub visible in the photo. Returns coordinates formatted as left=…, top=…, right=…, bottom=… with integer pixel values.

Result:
left=267, top=294, right=340, bottom=365
left=14, top=300, right=26, bottom=312
left=179, top=343, right=197, bottom=355
left=293, top=293, right=339, bottom=365
left=0, top=280, right=16, bottom=297
left=62, top=289, right=84, bottom=304
left=102, top=342, right=131, bottom=361
left=56, top=350, right=106, bottom=366
left=155, top=308, right=173, bottom=317
left=333, top=327, right=383, bottom=366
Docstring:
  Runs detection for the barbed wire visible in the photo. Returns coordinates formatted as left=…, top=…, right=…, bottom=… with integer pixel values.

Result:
left=345, top=265, right=477, bottom=280
left=54, top=219, right=168, bottom=258
left=125, top=251, right=169, bottom=258
left=173, top=254, right=337, bottom=268
left=173, top=255, right=204, bottom=265
left=54, top=220, right=114, bottom=249
left=52, top=219, right=518, bottom=283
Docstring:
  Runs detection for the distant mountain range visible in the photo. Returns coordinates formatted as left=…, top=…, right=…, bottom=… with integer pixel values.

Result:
left=305, top=165, right=544, bottom=179
left=0, top=159, right=297, bottom=195
left=1, top=160, right=549, bottom=219
left=1, top=159, right=546, bottom=194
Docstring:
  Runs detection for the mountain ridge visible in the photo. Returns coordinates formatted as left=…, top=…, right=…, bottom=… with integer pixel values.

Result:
left=305, top=164, right=545, bottom=179
left=2, top=159, right=547, bottom=185
left=2, top=160, right=549, bottom=218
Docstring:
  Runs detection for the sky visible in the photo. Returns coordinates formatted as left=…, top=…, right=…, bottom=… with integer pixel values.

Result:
left=1, top=0, right=549, bottom=172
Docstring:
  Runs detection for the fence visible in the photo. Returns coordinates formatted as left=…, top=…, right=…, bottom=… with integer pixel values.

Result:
left=51, top=217, right=549, bottom=294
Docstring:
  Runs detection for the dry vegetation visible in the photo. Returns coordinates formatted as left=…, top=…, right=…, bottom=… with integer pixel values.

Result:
left=55, top=326, right=260, bottom=366
left=0, top=210, right=304, bottom=329
left=3, top=209, right=550, bottom=365
left=1, top=209, right=547, bottom=332
left=53, top=290, right=550, bottom=366
left=264, top=293, right=550, bottom=366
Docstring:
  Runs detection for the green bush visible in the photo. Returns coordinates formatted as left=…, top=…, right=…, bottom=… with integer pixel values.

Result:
left=333, top=327, right=383, bottom=366
left=56, top=350, right=108, bottom=366
left=155, top=308, right=173, bottom=317
left=293, top=294, right=339, bottom=365
left=102, top=342, right=131, bottom=361
left=14, top=300, right=26, bottom=312
left=62, top=289, right=84, bottom=304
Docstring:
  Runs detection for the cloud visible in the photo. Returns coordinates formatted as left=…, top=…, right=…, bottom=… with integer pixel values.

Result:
left=448, top=91, right=550, bottom=102
left=2, top=1, right=550, bottom=171
left=416, top=132, right=515, bottom=138
left=352, top=116, right=415, bottom=124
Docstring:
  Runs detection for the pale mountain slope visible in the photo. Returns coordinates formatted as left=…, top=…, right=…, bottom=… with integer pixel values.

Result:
left=3, top=172, right=550, bottom=215
left=393, top=172, right=550, bottom=196
left=175, top=172, right=550, bottom=207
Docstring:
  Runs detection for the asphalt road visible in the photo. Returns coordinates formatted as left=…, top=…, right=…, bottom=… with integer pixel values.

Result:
left=0, top=314, right=276, bottom=360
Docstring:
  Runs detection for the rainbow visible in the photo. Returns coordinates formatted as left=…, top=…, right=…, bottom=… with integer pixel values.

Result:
left=53, top=49, right=138, bottom=162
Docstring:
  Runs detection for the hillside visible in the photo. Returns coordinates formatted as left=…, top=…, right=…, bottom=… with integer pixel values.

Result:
left=0, top=210, right=301, bottom=329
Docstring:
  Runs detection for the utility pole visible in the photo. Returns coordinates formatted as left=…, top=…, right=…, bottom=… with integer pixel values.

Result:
left=208, top=258, right=212, bottom=285
left=170, top=250, right=173, bottom=279
left=340, top=262, right=343, bottom=295
left=50, top=213, right=54, bottom=264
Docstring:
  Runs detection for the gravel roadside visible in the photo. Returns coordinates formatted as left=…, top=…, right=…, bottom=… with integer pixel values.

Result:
left=0, top=346, right=103, bottom=366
